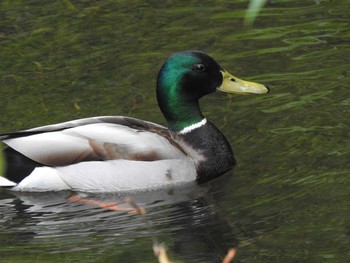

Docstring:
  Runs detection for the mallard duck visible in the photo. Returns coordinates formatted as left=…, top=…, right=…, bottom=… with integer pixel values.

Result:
left=0, top=51, right=269, bottom=192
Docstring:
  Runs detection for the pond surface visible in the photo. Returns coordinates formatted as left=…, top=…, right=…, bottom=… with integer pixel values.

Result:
left=0, top=0, right=350, bottom=262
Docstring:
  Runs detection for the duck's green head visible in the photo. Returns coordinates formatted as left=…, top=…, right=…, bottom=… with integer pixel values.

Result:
left=156, top=51, right=269, bottom=133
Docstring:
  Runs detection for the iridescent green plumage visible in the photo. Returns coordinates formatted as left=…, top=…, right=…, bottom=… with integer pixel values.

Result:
left=157, top=51, right=223, bottom=132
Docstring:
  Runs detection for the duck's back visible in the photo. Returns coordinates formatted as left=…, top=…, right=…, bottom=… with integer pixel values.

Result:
left=0, top=116, right=197, bottom=191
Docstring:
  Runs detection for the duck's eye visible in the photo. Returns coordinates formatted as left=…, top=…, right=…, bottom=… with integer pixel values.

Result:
left=193, top=63, right=207, bottom=72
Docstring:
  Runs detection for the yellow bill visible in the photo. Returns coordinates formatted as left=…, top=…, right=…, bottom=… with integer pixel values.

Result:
left=218, top=70, right=269, bottom=95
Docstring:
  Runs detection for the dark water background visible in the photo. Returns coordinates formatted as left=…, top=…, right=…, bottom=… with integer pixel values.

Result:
left=0, top=0, right=349, bottom=262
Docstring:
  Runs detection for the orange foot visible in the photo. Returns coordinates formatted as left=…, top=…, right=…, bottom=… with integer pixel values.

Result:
left=68, top=195, right=139, bottom=214
left=222, top=248, right=237, bottom=263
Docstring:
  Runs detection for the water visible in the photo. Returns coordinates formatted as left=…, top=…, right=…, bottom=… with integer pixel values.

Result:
left=0, top=0, right=349, bottom=262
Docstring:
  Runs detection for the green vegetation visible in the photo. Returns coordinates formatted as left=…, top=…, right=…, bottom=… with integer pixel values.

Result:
left=244, top=0, right=268, bottom=26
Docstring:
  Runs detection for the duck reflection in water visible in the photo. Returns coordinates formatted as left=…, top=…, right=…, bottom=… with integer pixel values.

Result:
left=0, top=180, right=238, bottom=262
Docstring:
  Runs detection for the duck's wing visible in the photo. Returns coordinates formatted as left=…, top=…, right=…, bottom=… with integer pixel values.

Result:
left=0, top=116, right=165, bottom=139
left=1, top=116, right=187, bottom=166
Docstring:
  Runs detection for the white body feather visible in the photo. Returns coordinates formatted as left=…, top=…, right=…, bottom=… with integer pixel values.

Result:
left=1, top=117, right=201, bottom=192
left=13, top=159, right=197, bottom=192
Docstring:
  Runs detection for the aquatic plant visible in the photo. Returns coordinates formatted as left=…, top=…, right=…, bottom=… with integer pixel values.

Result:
left=244, top=0, right=268, bottom=25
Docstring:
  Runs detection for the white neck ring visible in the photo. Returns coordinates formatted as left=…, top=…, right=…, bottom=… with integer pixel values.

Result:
left=178, top=118, right=207, bottom=135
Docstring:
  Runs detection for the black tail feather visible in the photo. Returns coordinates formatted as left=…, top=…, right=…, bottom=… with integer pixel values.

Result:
left=3, top=147, right=42, bottom=183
